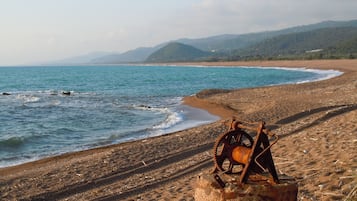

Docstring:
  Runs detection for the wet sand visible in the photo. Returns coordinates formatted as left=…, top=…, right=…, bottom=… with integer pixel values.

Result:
left=1, top=60, right=356, bottom=201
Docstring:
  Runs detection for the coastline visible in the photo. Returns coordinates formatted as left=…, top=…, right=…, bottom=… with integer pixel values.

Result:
left=1, top=59, right=356, bottom=201
left=182, top=59, right=355, bottom=120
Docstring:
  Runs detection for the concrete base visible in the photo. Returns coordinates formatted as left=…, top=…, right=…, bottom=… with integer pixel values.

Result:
left=194, top=173, right=298, bottom=201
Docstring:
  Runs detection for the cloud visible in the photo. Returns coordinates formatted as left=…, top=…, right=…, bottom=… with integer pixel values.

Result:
left=182, top=0, right=357, bottom=34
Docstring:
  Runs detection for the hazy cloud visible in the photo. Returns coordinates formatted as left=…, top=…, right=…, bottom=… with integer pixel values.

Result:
left=1, top=0, right=357, bottom=65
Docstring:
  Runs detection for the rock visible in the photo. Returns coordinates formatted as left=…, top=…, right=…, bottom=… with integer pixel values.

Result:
left=194, top=173, right=298, bottom=201
left=62, top=91, right=71, bottom=95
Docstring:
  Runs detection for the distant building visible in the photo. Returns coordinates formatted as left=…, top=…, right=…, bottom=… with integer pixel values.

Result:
left=305, top=49, right=323, bottom=53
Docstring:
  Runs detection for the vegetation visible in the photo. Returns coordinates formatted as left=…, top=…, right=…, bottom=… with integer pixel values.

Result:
left=229, top=27, right=357, bottom=60
left=146, top=26, right=357, bottom=62
left=177, top=19, right=357, bottom=53
left=87, top=20, right=357, bottom=64
left=145, top=42, right=211, bottom=62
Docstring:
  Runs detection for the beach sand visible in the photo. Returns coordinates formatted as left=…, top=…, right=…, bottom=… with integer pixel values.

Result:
left=1, top=60, right=356, bottom=201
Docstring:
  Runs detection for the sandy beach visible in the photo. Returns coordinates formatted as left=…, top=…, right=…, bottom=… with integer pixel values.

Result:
left=1, top=60, right=356, bottom=201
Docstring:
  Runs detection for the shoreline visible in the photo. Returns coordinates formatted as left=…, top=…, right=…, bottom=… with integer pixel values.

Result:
left=1, top=59, right=356, bottom=201
left=0, top=62, right=336, bottom=169
left=182, top=59, right=352, bottom=119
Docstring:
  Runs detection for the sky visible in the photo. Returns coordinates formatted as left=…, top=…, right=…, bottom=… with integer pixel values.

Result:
left=1, top=0, right=357, bottom=66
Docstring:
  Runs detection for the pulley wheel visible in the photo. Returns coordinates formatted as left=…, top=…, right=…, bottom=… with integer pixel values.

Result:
left=213, top=130, right=254, bottom=173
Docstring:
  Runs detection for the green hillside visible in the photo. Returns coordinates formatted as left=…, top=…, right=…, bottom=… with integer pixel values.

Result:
left=229, top=27, right=357, bottom=60
left=146, top=42, right=211, bottom=62
left=179, top=19, right=357, bottom=53
left=146, top=26, right=357, bottom=62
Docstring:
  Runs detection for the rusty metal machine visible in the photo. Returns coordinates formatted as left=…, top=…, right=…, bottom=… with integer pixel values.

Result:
left=213, top=118, right=279, bottom=184
left=195, top=119, right=298, bottom=200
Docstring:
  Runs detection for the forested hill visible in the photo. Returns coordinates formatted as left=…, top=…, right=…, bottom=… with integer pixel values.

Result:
left=145, top=42, right=211, bottom=62
left=176, top=19, right=357, bottom=53
left=144, top=20, right=357, bottom=62
left=230, top=27, right=357, bottom=60
left=146, top=26, right=357, bottom=62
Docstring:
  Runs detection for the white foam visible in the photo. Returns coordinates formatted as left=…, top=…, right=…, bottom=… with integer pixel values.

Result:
left=154, top=64, right=343, bottom=84
left=16, top=94, right=40, bottom=103
left=149, top=104, right=220, bottom=137
left=238, top=66, right=343, bottom=83
left=294, top=68, right=343, bottom=83
left=0, top=155, right=42, bottom=168
left=152, top=110, right=183, bottom=130
left=133, top=104, right=169, bottom=113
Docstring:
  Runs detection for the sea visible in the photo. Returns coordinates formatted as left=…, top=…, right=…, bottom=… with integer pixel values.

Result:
left=0, top=65, right=342, bottom=167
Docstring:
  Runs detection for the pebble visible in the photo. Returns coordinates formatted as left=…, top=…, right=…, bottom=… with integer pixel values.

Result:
left=318, top=184, right=324, bottom=190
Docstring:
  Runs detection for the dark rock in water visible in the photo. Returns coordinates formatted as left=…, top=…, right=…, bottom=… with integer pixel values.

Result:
left=62, top=91, right=71, bottom=96
left=50, top=91, right=58, bottom=95
left=2, top=92, right=11, bottom=95
left=139, top=104, right=151, bottom=109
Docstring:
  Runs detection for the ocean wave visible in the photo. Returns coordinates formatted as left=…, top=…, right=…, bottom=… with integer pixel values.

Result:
left=0, top=136, right=25, bottom=148
left=153, top=65, right=343, bottom=84
left=127, top=104, right=184, bottom=135
left=54, top=128, right=79, bottom=135
left=0, top=155, right=42, bottom=168
left=294, top=68, right=343, bottom=83
left=16, top=94, right=40, bottom=103
left=152, top=110, right=183, bottom=131
left=0, top=133, right=51, bottom=149
left=133, top=104, right=169, bottom=113
left=3, top=90, right=103, bottom=108
left=86, top=128, right=150, bottom=147
left=244, top=66, right=343, bottom=83
left=133, top=104, right=156, bottom=110
left=9, top=89, right=97, bottom=97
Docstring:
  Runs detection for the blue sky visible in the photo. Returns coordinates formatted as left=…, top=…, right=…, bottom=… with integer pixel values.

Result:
left=1, top=0, right=357, bottom=65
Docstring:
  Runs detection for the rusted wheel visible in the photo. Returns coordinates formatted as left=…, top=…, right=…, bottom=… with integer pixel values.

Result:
left=213, top=130, right=254, bottom=173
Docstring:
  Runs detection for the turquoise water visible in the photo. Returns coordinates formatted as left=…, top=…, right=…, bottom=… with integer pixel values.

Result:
left=0, top=65, right=341, bottom=167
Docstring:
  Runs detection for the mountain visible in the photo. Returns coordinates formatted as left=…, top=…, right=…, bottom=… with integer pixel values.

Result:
left=91, top=45, right=165, bottom=64
left=50, top=19, right=357, bottom=64
left=44, top=52, right=111, bottom=65
left=145, top=42, right=211, bottom=62
left=273, top=19, right=357, bottom=35
left=91, top=19, right=357, bottom=63
left=178, top=19, right=357, bottom=53
left=232, top=26, right=357, bottom=59
left=148, top=25, right=357, bottom=62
